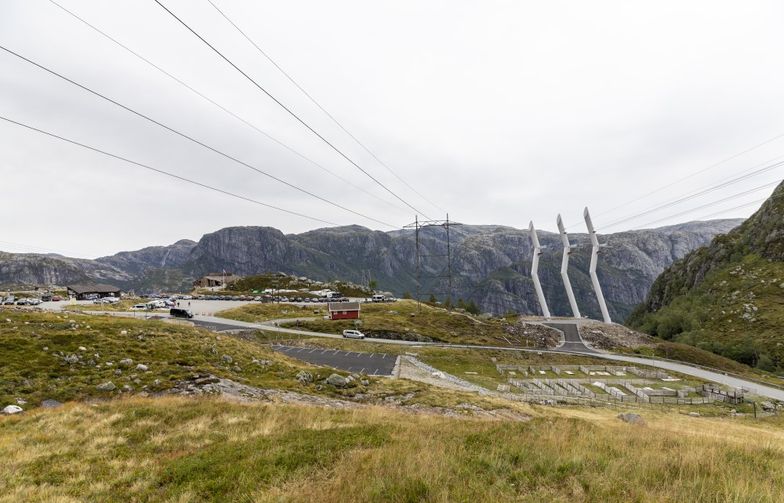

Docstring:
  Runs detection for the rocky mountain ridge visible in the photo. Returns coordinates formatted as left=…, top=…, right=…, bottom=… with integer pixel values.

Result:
left=0, top=219, right=743, bottom=319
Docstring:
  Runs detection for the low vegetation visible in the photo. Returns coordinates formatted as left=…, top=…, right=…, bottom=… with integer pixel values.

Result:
left=2, top=397, right=784, bottom=501
left=630, top=255, right=784, bottom=375
left=220, top=299, right=558, bottom=347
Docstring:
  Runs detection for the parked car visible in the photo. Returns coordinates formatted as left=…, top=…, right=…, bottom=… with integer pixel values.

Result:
left=131, top=303, right=148, bottom=310
left=170, top=308, right=194, bottom=319
left=342, top=329, right=366, bottom=340
left=15, top=298, right=30, bottom=306
left=3, top=296, right=16, bottom=305
left=51, top=296, right=62, bottom=302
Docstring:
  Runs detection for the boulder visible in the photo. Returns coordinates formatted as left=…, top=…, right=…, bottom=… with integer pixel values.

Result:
left=760, top=401, right=776, bottom=412
left=221, top=355, right=233, bottom=364
left=136, top=364, right=149, bottom=372
left=296, top=371, right=313, bottom=384
left=617, top=413, right=646, bottom=425
left=2, top=405, right=23, bottom=415
left=41, top=399, right=63, bottom=409
left=64, top=354, right=79, bottom=364
left=325, top=374, right=349, bottom=388
left=118, top=358, right=133, bottom=368
left=96, top=381, right=116, bottom=392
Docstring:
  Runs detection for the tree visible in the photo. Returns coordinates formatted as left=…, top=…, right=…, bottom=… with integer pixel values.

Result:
left=402, top=292, right=412, bottom=299
left=368, top=279, right=378, bottom=291
left=756, top=353, right=777, bottom=372
left=428, top=294, right=437, bottom=304
left=466, top=300, right=480, bottom=315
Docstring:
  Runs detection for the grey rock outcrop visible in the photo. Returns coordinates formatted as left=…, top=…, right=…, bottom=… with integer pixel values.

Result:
left=96, top=381, right=116, bottom=392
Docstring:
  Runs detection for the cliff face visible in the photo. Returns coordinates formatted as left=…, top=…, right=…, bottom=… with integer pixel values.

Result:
left=96, top=239, right=196, bottom=276
left=0, top=219, right=741, bottom=319
left=628, top=182, right=784, bottom=369
left=0, top=252, right=130, bottom=288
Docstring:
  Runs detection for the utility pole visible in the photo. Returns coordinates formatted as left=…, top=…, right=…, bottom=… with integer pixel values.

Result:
left=404, top=214, right=458, bottom=313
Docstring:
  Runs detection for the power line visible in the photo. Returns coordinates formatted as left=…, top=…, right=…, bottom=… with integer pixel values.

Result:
left=633, top=180, right=781, bottom=230
left=46, top=0, right=404, bottom=214
left=600, top=157, right=784, bottom=230
left=204, top=0, right=446, bottom=215
left=0, top=114, right=338, bottom=226
left=153, top=0, right=431, bottom=219
left=0, top=44, right=396, bottom=228
left=693, top=197, right=768, bottom=222
left=591, top=131, right=784, bottom=221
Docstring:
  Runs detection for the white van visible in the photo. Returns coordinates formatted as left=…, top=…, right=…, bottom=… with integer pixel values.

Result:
left=372, top=294, right=385, bottom=303
left=342, top=329, right=366, bottom=339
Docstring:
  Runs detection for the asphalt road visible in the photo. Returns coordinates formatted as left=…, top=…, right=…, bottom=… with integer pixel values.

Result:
left=191, top=319, right=254, bottom=332
left=545, top=322, right=597, bottom=353
left=40, top=309, right=784, bottom=401
left=271, top=344, right=397, bottom=375
left=190, top=315, right=784, bottom=400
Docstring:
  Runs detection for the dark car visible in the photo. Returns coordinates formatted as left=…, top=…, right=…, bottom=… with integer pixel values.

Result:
left=170, top=308, right=194, bottom=319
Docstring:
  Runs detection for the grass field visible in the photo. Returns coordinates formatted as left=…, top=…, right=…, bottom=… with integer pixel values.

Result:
left=2, top=397, right=784, bottom=502
left=220, top=300, right=555, bottom=347
left=216, top=302, right=328, bottom=322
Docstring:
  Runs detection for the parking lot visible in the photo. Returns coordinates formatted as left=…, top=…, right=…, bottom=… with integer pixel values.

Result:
left=271, top=344, right=397, bottom=376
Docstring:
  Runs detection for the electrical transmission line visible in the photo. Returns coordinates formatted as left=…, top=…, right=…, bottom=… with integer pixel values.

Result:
left=0, top=115, right=338, bottom=226
left=633, top=179, right=781, bottom=230
left=153, top=0, right=432, bottom=219
left=691, top=197, right=769, bottom=222
left=591, top=132, right=784, bottom=221
left=46, top=0, right=404, bottom=214
left=0, top=44, right=396, bottom=228
left=204, top=0, right=446, bottom=215
left=600, top=157, right=784, bottom=231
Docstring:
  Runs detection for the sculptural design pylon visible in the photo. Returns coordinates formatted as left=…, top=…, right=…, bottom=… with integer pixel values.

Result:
left=528, top=221, right=551, bottom=319
left=584, top=208, right=612, bottom=324
left=557, top=214, right=581, bottom=319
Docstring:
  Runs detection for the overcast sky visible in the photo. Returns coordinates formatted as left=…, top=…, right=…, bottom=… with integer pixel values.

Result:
left=2, top=0, right=784, bottom=258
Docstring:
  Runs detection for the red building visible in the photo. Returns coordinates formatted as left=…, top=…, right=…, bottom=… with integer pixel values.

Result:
left=328, top=302, right=360, bottom=320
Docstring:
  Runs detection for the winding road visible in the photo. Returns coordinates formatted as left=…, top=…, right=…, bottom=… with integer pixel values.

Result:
left=187, top=315, right=784, bottom=401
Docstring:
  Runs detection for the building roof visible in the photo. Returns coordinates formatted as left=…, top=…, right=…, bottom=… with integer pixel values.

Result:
left=328, top=302, right=360, bottom=312
left=199, top=275, right=241, bottom=282
left=66, top=283, right=122, bottom=294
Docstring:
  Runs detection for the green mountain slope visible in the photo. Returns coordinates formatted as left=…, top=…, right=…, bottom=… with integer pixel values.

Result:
left=629, top=181, right=784, bottom=371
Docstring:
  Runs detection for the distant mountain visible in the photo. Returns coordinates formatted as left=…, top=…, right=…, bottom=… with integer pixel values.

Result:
left=629, top=181, right=784, bottom=370
left=0, top=251, right=130, bottom=288
left=0, top=219, right=742, bottom=319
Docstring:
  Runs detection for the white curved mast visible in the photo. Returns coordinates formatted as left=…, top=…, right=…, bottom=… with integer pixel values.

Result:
left=557, top=214, right=581, bottom=319
left=528, top=221, right=551, bottom=319
left=584, top=208, right=612, bottom=323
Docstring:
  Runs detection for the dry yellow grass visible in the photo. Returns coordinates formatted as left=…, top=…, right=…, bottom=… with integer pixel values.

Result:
left=1, top=396, right=783, bottom=502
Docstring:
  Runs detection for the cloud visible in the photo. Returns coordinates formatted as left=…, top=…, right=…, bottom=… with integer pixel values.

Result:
left=1, top=0, right=783, bottom=257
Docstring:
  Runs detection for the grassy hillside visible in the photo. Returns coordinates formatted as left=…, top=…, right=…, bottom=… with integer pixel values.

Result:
left=630, top=254, right=784, bottom=373
left=3, top=398, right=784, bottom=502
left=218, top=299, right=560, bottom=347
left=630, top=182, right=784, bottom=373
